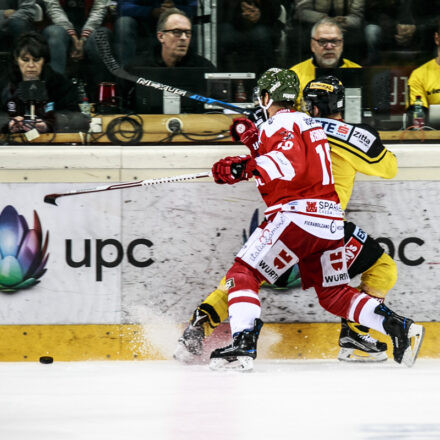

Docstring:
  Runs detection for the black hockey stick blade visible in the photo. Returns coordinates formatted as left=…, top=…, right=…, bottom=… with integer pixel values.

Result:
left=94, top=29, right=253, bottom=117
left=43, top=181, right=144, bottom=206
left=44, top=194, right=59, bottom=206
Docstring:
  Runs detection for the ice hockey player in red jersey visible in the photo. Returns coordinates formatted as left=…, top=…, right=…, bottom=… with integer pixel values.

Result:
left=208, top=67, right=424, bottom=371
left=174, top=76, right=397, bottom=364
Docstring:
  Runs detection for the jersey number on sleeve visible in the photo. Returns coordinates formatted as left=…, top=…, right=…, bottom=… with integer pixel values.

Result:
left=315, top=143, right=333, bottom=185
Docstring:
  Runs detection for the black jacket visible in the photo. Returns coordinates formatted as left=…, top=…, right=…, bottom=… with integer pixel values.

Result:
left=129, top=44, right=216, bottom=70
left=1, top=64, right=79, bottom=130
left=123, top=44, right=216, bottom=112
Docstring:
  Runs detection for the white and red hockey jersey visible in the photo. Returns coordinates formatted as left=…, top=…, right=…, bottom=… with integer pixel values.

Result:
left=252, top=109, right=344, bottom=240
left=253, top=109, right=340, bottom=207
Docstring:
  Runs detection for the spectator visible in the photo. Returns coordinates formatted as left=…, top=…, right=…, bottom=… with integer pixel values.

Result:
left=128, top=8, right=214, bottom=69
left=364, top=0, right=417, bottom=65
left=291, top=0, right=365, bottom=63
left=41, top=0, right=113, bottom=100
left=218, top=0, right=282, bottom=75
left=0, top=0, right=36, bottom=50
left=114, top=0, right=197, bottom=68
left=289, top=17, right=360, bottom=109
left=122, top=8, right=215, bottom=111
left=1, top=32, right=83, bottom=133
left=407, top=18, right=440, bottom=112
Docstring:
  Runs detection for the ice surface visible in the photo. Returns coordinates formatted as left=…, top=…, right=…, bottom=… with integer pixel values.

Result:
left=0, top=359, right=439, bottom=440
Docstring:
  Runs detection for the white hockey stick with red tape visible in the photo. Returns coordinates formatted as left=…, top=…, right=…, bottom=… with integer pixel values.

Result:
left=44, top=171, right=211, bottom=206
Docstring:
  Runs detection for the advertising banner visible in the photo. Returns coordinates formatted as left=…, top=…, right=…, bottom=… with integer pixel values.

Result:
left=0, top=184, right=122, bottom=324
left=0, top=180, right=438, bottom=325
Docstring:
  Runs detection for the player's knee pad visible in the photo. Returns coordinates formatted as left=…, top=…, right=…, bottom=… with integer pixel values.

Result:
left=360, top=253, right=397, bottom=299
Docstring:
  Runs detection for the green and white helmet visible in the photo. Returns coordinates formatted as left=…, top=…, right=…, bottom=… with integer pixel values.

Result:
left=257, top=68, right=300, bottom=103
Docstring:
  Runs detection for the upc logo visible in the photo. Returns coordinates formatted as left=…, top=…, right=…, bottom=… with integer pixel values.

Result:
left=0, top=205, right=49, bottom=293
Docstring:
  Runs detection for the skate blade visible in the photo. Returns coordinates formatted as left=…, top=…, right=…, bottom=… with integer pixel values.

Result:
left=338, top=347, right=387, bottom=363
left=402, top=323, right=425, bottom=368
left=209, top=356, right=254, bottom=371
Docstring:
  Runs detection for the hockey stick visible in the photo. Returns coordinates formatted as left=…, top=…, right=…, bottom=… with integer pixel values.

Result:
left=94, top=29, right=253, bottom=117
left=44, top=171, right=211, bottom=206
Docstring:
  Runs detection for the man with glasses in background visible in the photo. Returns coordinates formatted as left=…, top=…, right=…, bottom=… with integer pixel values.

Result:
left=114, top=1, right=197, bottom=68
left=122, top=8, right=215, bottom=112
left=289, top=17, right=360, bottom=109
left=138, top=8, right=214, bottom=69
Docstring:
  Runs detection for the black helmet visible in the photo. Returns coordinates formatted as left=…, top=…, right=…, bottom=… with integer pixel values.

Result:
left=301, top=76, right=345, bottom=117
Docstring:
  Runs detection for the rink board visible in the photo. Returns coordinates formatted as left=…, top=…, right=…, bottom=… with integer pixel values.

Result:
left=0, top=322, right=438, bottom=362
left=0, top=180, right=439, bottom=326
left=0, top=144, right=439, bottom=361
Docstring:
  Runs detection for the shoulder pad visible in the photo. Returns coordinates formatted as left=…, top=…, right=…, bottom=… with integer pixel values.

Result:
left=291, top=111, right=322, bottom=133
left=314, top=118, right=353, bottom=141
left=346, top=123, right=385, bottom=159
left=315, top=118, right=385, bottom=160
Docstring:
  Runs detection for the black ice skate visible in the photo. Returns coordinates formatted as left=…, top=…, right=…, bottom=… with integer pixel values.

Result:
left=375, top=304, right=425, bottom=367
left=338, top=319, right=388, bottom=362
left=209, top=319, right=263, bottom=371
left=173, top=309, right=208, bottom=364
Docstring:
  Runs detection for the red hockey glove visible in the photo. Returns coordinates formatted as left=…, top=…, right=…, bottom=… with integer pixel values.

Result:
left=229, top=117, right=259, bottom=157
left=212, top=155, right=257, bottom=185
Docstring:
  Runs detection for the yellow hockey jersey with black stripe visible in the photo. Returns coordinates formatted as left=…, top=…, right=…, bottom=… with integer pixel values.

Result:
left=315, top=117, right=397, bottom=210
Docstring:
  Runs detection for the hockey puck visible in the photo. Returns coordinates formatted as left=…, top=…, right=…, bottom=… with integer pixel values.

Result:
left=39, top=356, right=53, bottom=364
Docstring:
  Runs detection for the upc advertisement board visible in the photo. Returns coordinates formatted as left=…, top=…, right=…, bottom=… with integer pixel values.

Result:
left=0, top=181, right=438, bottom=324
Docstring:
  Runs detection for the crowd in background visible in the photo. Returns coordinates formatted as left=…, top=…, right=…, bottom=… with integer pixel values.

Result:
left=0, top=0, right=439, bottom=133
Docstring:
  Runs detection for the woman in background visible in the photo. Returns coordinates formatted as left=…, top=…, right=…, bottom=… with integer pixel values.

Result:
left=1, top=31, right=78, bottom=133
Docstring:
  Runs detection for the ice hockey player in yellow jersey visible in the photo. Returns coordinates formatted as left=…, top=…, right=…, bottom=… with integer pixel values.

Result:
left=174, top=76, right=399, bottom=364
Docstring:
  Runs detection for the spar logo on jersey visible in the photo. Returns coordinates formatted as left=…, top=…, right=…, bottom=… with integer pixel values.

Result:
left=337, top=124, right=350, bottom=135
left=321, top=247, right=349, bottom=287
left=306, top=201, right=318, bottom=213
left=0, top=205, right=49, bottom=293
left=317, top=118, right=351, bottom=141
